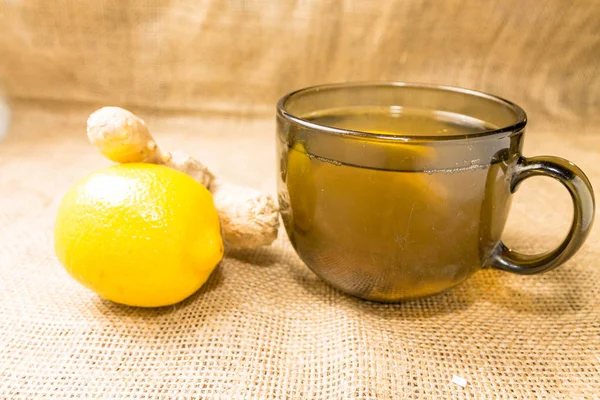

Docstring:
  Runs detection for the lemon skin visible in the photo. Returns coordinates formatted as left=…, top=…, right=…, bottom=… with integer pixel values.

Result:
left=54, top=163, right=224, bottom=307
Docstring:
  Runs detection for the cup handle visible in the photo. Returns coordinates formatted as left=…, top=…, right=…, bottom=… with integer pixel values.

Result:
left=487, top=156, right=595, bottom=274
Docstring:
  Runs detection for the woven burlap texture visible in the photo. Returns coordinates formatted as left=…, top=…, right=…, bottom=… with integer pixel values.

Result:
left=1, top=0, right=599, bottom=398
left=0, top=100, right=598, bottom=399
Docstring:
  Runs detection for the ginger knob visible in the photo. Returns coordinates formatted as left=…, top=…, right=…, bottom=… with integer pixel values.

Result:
left=86, top=107, right=280, bottom=250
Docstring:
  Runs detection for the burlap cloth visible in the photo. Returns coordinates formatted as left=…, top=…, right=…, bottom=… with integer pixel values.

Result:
left=1, top=1, right=599, bottom=398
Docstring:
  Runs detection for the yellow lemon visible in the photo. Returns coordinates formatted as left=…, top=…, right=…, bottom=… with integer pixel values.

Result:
left=54, top=163, right=224, bottom=307
left=287, top=142, right=317, bottom=233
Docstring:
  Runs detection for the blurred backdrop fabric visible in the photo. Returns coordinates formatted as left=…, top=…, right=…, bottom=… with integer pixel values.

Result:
left=0, top=0, right=599, bottom=127
left=0, top=0, right=599, bottom=398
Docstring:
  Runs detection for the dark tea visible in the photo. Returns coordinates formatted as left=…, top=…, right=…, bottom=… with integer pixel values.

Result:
left=278, top=105, right=513, bottom=299
left=301, top=105, right=494, bottom=136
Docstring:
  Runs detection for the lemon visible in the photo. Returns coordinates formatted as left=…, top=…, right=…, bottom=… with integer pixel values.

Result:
left=54, top=163, right=224, bottom=307
left=286, top=142, right=317, bottom=233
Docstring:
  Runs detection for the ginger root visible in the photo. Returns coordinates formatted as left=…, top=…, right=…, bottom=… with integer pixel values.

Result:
left=86, top=106, right=280, bottom=250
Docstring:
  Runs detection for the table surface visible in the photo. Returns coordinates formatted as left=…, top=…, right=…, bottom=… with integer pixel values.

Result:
left=0, top=99, right=598, bottom=398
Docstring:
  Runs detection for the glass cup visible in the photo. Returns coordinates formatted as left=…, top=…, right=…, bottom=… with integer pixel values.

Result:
left=275, top=82, right=595, bottom=302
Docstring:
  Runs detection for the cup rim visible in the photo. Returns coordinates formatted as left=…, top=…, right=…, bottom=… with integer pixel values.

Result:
left=277, top=81, right=528, bottom=142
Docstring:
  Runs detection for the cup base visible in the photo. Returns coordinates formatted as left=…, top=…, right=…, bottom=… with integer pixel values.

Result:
left=305, top=263, right=473, bottom=303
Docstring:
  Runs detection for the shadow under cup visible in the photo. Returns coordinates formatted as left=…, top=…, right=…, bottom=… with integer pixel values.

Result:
left=276, top=83, right=595, bottom=302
